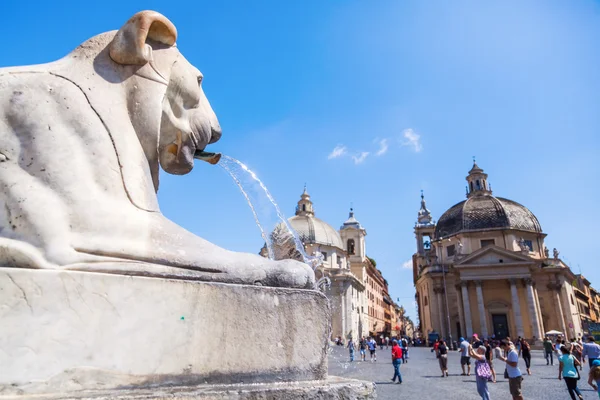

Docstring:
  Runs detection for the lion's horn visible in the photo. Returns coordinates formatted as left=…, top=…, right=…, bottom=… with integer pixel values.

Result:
left=109, top=10, right=177, bottom=65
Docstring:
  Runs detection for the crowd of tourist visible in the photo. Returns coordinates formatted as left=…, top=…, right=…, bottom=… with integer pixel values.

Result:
left=343, top=335, right=411, bottom=383
left=428, top=334, right=600, bottom=400
left=339, top=332, right=600, bottom=399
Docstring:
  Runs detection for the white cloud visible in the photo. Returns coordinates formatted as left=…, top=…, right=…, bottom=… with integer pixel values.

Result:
left=401, top=128, right=423, bottom=153
left=352, top=152, right=369, bottom=164
left=376, top=139, right=389, bottom=156
left=402, top=260, right=413, bottom=269
left=327, top=145, right=347, bottom=159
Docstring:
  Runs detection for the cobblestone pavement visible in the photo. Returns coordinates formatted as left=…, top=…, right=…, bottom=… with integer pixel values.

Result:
left=328, top=345, right=599, bottom=399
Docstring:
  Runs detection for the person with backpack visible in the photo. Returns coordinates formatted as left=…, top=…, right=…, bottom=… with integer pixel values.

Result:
left=518, top=338, right=532, bottom=375
left=559, top=345, right=584, bottom=400
left=367, top=337, right=377, bottom=362
left=359, top=337, right=367, bottom=362
left=469, top=344, right=492, bottom=399
left=401, top=337, right=409, bottom=364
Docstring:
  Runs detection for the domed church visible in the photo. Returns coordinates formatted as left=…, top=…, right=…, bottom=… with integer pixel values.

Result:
left=413, top=162, right=582, bottom=344
left=262, top=187, right=370, bottom=340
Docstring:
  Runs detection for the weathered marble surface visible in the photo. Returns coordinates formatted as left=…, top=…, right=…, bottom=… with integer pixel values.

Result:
left=1, top=377, right=375, bottom=400
left=0, top=10, right=313, bottom=288
left=0, top=268, right=330, bottom=396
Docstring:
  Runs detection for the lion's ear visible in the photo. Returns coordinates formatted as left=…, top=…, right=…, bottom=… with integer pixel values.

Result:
left=109, top=10, right=177, bottom=65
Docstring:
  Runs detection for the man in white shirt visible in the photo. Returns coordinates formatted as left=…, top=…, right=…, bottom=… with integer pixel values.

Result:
left=499, top=340, right=523, bottom=400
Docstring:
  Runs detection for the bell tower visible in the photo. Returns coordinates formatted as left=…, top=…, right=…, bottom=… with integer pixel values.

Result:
left=340, top=207, right=366, bottom=263
left=414, top=191, right=436, bottom=279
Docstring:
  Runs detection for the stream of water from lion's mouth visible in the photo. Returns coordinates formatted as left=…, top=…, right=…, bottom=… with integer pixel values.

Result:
left=218, top=156, right=327, bottom=279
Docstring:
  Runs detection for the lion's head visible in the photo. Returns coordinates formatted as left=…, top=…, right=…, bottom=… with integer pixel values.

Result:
left=108, top=11, right=221, bottom=181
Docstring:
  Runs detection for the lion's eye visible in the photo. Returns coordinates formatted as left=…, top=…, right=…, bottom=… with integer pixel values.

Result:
left=197, top=76, right=203, bottom=85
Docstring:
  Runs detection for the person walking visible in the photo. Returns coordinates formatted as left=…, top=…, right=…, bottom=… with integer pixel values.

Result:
left=484, top=339, right=496, bottom=383
left=518, top=338, right=532, bottom=375
left=583, top=336, right=600, bottom=368
left=347, top=337, right=355, bottom=362
left=571, top=339, right=583, bottom=370
left=359, top=337, right=367, bottom=362
left=437, top=340, right=449, bottom=377
left=587, top=359, right=600, bottom=398
left=459, top=337, right=472, bottom=376
left=469, top=345, right=492, bottom=400
left=367, top=337, right=377, bottom=362
left=390, top=340, right=403, bottom=384
left=559, top=345, right=584, bottom=400
left=498, top=340, right=523, bottom=400
left=543, top=336, right=554, bottom=366
left=401, top=337, right=409, bottom=364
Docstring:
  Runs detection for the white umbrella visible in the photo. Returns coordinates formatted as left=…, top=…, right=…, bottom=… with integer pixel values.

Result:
left=545, top=330, right=563, bottom=335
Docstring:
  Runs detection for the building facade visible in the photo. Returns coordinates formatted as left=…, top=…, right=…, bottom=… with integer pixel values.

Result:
left=264, top=187, right=408, bottom=341
left=267, top=188, right=366, bottom=340
left=413, top=162, right=583, bottom=344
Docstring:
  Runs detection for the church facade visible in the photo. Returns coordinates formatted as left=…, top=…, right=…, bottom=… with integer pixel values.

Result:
left=265, top=188, right=400, bottom=340
left=413, top=162, right=582, bottom=344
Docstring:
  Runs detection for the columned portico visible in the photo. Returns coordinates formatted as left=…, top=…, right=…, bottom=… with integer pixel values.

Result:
left=509, top=279, right=525, bottom=338
left=475, top=281, right=488, bottom=338
left=461, top=282, right=473, bottom=337
left=524, top=278, right=542, bottom=341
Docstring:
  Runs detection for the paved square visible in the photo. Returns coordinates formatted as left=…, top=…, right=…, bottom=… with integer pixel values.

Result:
left=328, top=345, right=599, bottom=399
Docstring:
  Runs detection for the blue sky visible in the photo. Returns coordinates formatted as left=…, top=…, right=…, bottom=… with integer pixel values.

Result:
left=3, top=0, right=600, bottom=322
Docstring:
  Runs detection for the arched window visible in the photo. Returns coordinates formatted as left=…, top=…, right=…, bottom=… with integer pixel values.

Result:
left=469, top=182, right=473, bottom=192
left=302, top=204, right=306, bottom=211
left=476, top=180, right=481, bottom=190
left=347, top=239, right=356, bottom=255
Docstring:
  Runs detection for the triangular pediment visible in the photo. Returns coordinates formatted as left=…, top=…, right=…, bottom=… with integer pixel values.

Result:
left=456, top=245, right=534, bottom=266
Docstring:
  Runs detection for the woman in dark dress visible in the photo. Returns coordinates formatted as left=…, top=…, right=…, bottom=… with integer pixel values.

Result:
left=437, top=340, right=449, bottom=377
left=518, top=338, right=532, bottom=375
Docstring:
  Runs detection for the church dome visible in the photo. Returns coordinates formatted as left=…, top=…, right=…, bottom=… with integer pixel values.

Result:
left=286, top=187, right=344, bottom=250
left=288, top=215, right=344, bottom=249
left=434, top=162, right=542, bottom=238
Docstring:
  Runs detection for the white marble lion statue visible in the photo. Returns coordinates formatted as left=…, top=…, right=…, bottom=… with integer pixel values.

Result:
left=0, top=10, right=314, bottom=288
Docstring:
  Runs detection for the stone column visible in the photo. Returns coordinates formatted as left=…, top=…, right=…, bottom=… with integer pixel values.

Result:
left=549, top=283, right=568, bottom=336
left=509, top=279, right=525, bottom=338
left=434, top=287, right=445, bottom=337
left=475, top=281, right=489, bottom=338
left=461, top=282, right=473, bottom=337
left=558, top=279, right=577, bottom=338
left=340, top=282, right=346, bottom=338
left=456, top=284, right=465, bottom=338
left=524, top=278, right=542, bottom=342
left=534, top=285, right=545, bottom=334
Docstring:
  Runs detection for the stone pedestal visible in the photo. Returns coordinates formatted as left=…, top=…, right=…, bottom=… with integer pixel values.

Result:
left=0, top=268, right=372, bottom=399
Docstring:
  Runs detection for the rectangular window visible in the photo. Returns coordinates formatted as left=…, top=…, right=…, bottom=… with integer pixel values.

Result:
left=446, top=245, right=456, bottom=257
left=523, top=240, right=533, bottom=251
left=481, top=239, right=495, bottom=248
left=322, top=252, right=328, bottom=261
